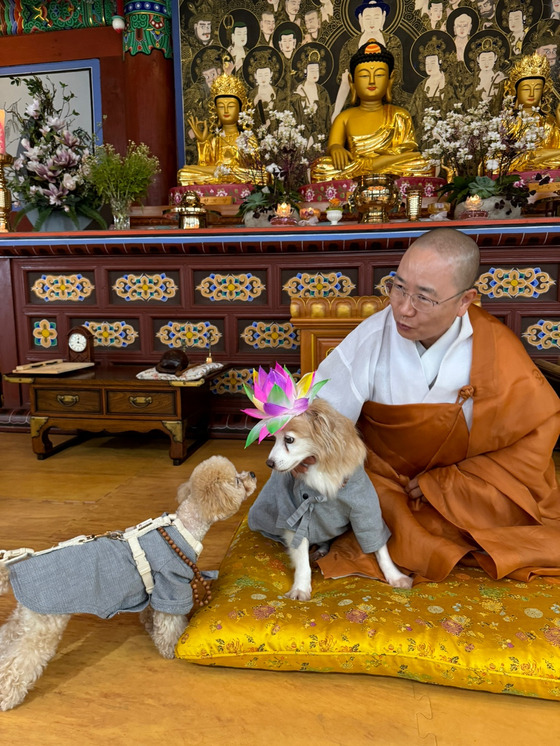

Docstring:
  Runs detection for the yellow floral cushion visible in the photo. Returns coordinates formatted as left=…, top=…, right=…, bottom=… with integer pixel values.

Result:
left=176, top=518, right=560, bottom=700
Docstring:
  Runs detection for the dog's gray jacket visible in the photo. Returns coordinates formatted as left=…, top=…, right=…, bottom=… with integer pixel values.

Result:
left=248, top=465, right=391, bottom=552
left=8, top=524, right=198, bottom=619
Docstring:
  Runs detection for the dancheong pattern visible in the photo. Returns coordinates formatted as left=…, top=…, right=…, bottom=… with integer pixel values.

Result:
left=31, top=274, right=95, bottom=303
left=283, top=272, right=355, bottom=298
left=156, top=321, right=221, bottom=348
left=476, top=268, right=555, bottom=299
left=196, top=273, right=265, bottom=302
left=112, top=273, right=178, bottom=302
left=523, top=320, right=560, bottom=350
left=240, top=321, right=299, bottom=350
left=32, top=319, right=57, bottom=348
left=84, top=320, right=138, bottom=348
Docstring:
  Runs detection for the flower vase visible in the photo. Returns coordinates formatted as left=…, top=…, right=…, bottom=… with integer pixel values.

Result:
left=26, top=208, right=92, bottom=232
left=242, top=209, right=276, bottom=228
left=454, top=197, right=522, bottom=221
left=326, top=209, right=343, bottom=225
left=110, top=198, right=132, bottom=230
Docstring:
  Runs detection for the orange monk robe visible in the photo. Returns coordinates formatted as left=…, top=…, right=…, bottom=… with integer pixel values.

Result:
left=318, top=305, right=560, bottom=584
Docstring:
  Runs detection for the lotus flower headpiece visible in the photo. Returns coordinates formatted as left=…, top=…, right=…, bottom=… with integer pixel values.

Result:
left=242, top=363, right=328, bottom=447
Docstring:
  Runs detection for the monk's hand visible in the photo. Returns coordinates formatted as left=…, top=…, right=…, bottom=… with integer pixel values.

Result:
left=406, top=476, right=426, bottom=512
left=329, top=145, right=352, bottom=171
left=291, top=455, right=317, bottom=478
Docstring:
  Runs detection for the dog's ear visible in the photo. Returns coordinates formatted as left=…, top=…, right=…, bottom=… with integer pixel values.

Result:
left=176, top=479, right=192, bottom=505
left=306, top=401, right=341, bottom=459
left=306, top=399, right=366, bottom=468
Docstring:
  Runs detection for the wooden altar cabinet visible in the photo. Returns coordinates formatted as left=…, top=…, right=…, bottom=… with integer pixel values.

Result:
left=1, top=219, right=559, bottom=435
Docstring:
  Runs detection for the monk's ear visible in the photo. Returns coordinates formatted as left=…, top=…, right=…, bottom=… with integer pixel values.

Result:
left=457, top=288, right=478, bottom=317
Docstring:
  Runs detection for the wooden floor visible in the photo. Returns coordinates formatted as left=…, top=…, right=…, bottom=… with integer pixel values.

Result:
left=1, top=431, right=560, bottom=745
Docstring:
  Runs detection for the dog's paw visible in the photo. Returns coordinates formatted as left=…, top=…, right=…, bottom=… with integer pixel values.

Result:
left=386, top=572, right=413, bottom=589
left=285, top=586, right=312, bottom=601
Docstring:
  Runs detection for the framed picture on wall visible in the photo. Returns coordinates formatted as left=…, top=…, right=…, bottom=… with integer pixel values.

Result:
left=0, top=58, right=103, bottom=158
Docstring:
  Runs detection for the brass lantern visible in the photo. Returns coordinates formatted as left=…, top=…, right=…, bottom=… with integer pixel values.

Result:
left=173, top=191, right=207, bottom=229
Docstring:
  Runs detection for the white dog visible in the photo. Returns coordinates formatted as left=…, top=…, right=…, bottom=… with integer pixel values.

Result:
left=248, top=398, right=412, bottom=600
left=0, top=455, right=256, bottom=711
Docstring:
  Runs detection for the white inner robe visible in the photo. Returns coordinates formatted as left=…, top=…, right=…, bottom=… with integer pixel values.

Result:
left=316, top=305, right=474, bottom=428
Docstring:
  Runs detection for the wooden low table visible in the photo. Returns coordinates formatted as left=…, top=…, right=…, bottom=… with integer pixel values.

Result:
left=3, top=364, right=220, bottom=465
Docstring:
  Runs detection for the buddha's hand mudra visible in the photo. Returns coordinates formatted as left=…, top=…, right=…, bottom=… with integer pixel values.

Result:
left=329, top=144, right=353, bottom=171
left=187, top=115, right=210, bottom=143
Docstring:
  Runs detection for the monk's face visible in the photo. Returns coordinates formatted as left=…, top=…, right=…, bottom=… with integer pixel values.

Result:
left=353, top=61, right=390, bottom=102
left=390, top=247, right=475, bottom=348
left=516, top=78, right=544, bottom=108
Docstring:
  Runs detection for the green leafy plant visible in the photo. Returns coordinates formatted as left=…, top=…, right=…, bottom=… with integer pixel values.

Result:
left=84, top=141, right=160, bottom=207
left=7, top=75, right=105, bottom=230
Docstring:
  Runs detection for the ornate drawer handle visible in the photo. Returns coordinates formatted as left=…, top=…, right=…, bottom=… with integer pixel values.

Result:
left=129, top=395, right=153, bottom=408
left=56, top=394, right=79, bottom=407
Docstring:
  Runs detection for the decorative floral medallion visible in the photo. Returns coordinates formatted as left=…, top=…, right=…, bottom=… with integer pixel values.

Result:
left=476, top=268, right=555, bottom=299
left=31, top=274, right=95, bottom=303
left=32, top=319, right=57, bottom=348
left=196, top=273, right=265, bottom=302
left=240, top=321, right=299, bottom=350
left=112, top=273, right=178, bottom=302
left=84, top=320, right=138, bottom=348
left=211, top=368, right=253, bottom=395
left=376, top=273, right=395, bottom=295
left=156, top=321, right=221, bottom=348
left=522, top=320, right=560, bottom=350
left=283, top=272, right=355, bottom=298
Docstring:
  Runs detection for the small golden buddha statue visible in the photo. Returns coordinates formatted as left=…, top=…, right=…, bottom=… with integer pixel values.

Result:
left=177, top=73, right=262, bottom=186
left=310, top=40, right=432, bottom=182
left=505, top=53, right=560, bottom=171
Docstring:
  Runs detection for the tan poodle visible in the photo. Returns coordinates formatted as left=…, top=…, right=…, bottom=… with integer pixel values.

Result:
left=0, top=455, right=256, bottom=711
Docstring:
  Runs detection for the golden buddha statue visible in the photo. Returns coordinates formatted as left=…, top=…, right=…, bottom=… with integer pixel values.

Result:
left=177, top=73, right=262, bottom=186
left=310, top=41, right=432, bottom=182
left=505, top=53, right=560, bottom=171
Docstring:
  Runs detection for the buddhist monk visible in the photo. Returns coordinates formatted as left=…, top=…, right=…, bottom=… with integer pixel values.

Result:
left=313, top=228, right=560, bottom=584
left=310, top=40, right=432, bottom=181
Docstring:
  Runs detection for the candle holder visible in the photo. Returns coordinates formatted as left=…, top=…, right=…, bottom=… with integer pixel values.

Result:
left=270, top=202, right=298, bottom=226
left=0, top=153, right=13, bottom=232
left=462, top=195, right=488, bottom=220
left=405, top=188, right=423, bottom=221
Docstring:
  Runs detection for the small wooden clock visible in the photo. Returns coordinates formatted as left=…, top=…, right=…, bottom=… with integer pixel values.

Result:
left=67, top=326, right=95, bottom=363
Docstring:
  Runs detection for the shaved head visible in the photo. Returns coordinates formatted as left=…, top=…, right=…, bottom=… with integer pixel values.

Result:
left=409, top=229, right=480, bottom=290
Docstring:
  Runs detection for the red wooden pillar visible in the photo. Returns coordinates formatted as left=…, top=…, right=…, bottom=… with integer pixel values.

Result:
left=122, top=2, right=177, bottom=205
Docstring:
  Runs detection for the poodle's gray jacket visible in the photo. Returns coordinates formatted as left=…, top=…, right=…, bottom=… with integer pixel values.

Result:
left=8, top=524, right=198, bottom=619
left=248, top=465, right=391, bottom=552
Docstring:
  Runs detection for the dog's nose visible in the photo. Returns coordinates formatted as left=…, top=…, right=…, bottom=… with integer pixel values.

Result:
left=249, top=471, right=255, bottom=478
left=266, top=459, right=275, bottom=469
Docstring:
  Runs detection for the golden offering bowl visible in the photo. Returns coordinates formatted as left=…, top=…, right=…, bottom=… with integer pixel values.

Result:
left=353, top=173, right=399, bottom=224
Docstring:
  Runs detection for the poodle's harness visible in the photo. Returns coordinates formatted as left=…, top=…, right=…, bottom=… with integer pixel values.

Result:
left=0, top=514, right=202, bottom=597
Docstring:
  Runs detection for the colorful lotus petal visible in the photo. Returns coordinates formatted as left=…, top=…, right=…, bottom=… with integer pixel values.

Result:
left=242, top=364, right=328, bottom=447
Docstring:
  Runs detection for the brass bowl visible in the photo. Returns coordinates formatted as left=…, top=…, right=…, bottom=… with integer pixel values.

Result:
left=353, top=173, right=399, bottom=224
